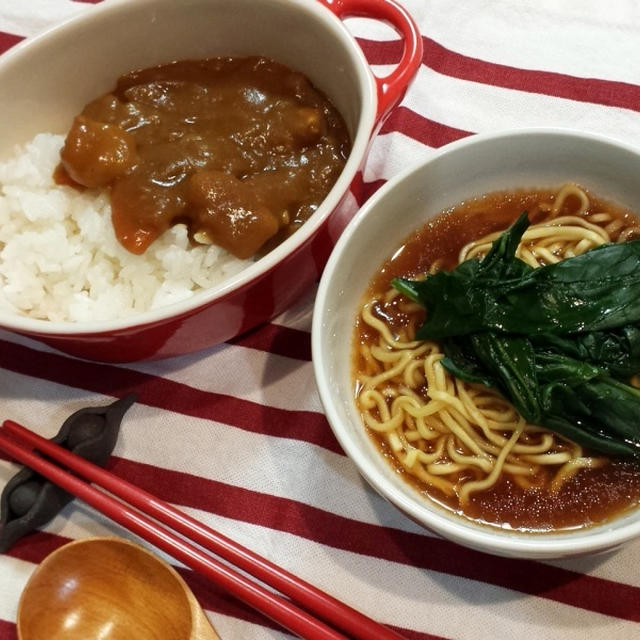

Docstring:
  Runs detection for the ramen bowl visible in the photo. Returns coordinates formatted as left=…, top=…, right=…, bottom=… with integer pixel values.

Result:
left=0, top=0, right=422, bottom=362
left=312, top=128, right=640, bottom=559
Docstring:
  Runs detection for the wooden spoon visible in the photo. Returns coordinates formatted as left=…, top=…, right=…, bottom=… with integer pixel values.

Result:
left=17, top=537, right=221, bottom=640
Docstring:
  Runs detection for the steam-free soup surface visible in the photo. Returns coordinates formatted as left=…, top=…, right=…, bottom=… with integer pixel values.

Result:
left=57, top=56, right=350, bottom=259
left=354, top=188, right=640, bottom=531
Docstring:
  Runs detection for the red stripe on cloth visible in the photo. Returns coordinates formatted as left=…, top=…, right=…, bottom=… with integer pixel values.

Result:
left=380, top=106, right=472, bottom=148
left=228, top=323, right=312, bottom=360
left=0, top=32, right=23, bottom=55
left=0, top=620, right=15, bottom=640
left=0, top=339, right=342, bottom=454
left=350, top=171, right=386, bottom=207
left=177, top=563, right=440, bottom=640
left=357, top=37, right=640, bottom=112
left=351, top=113, right=472, bottom=207
left=4, top=531, right=443, bottom=640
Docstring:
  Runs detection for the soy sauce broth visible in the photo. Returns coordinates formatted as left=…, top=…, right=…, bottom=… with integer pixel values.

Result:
left=354, top=187, right=640, bottom=532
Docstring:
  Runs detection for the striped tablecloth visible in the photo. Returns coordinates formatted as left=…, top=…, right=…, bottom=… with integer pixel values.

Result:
left=1, top=1, right=640, bottom=638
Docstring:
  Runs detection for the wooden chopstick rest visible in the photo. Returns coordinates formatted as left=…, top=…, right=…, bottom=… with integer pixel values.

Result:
left=0, top=393, right=136, bottom=552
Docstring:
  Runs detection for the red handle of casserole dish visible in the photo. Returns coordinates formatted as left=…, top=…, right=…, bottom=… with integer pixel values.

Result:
left=318, top=0, right=423, bottom=123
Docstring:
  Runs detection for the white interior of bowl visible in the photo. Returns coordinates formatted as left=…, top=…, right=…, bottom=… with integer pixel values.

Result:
left=312, top=128, right=640, bottom=559
left=0, top=0, right=377, bottom=334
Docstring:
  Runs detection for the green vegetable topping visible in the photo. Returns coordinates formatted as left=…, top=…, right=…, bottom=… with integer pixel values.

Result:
left=392, top=212, right=640, bottom=457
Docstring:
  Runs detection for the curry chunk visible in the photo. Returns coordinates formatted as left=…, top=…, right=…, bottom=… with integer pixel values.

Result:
left=288, top=106, right=326, bottom=145
left=188, top=171, right=279, bottom=259
left=60, top=116, right=137, bottom=188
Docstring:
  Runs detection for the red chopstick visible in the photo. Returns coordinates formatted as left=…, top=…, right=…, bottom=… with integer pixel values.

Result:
left=0, top=420, right=406, bottom=640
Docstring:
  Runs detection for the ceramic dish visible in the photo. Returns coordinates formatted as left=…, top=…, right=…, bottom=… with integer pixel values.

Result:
left=312, top=128, right=640, bottom=559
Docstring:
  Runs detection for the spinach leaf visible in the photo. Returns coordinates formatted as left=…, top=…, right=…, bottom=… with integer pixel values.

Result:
left=393, top=212, right=535, bottom=339
left=442, top=332, right=542, bottom=422
left=441, top=337, right=497, bottom=387
left=467, top=333, right=541, bottom=424
left=532, top=326, right=640, bottom=379
left=538, top=357, right=640, bottom=458
left=537, top=412, right=638, bottom=458
left=394, top=213, right=640, bottom=340
left=473, top=211, right=533, bottom=281
left=535, top=352, right=640, bottom=455
left=534, top=351, right=603, bottom=384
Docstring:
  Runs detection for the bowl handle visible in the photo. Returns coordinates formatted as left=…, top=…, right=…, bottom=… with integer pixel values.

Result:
left=318, top=0, right=423, bottom=124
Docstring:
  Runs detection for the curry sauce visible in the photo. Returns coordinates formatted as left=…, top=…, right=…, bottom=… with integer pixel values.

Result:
left=56, top=56, right=350, bottom=258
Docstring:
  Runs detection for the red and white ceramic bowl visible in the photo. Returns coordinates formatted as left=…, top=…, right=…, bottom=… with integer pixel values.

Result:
left=0, top=0, right=422, bottom=361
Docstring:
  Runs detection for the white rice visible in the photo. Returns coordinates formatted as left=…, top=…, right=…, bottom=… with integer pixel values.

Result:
left=0, top=134, right=253, bottom=322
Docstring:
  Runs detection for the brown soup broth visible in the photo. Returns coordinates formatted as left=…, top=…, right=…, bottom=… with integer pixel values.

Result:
left=353, top=187, right=640, bottom=532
